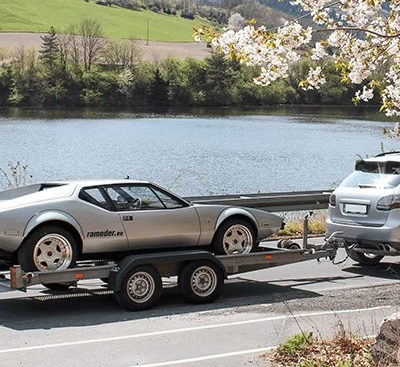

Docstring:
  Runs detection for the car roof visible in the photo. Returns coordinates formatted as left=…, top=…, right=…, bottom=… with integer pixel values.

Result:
left=365, top=152, right=400, bottom=163
left=42, top=179, right=151, bottom=187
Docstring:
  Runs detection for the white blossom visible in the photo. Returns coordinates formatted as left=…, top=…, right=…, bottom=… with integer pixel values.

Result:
left=304, top=66, right=326, bottom=90
left=202, top=0, right=400, bottom=124
left=117, top=68, right=134, bottom=97
left=311, top=42, right=327, bottom=60
left=355, top=86, right=374, bottom=102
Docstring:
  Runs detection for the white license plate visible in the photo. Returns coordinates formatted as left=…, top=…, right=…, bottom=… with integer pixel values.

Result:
left=344, top=204, right=367, bottom=214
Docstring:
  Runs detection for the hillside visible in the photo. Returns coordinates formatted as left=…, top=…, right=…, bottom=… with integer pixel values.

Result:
left=0, top=0, right=210, bottom=42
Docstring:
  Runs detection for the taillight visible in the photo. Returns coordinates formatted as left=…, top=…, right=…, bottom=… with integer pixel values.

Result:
left=329, top=194, right=336, bottom=207
left=377, top=194, right=400, bottom=211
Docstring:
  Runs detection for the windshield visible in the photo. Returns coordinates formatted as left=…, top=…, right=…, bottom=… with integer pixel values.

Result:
left=341, top=160, right=400, bottom=189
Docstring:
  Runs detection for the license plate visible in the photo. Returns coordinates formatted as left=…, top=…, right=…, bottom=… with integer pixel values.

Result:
left=344, top=204, right=367, bottom=214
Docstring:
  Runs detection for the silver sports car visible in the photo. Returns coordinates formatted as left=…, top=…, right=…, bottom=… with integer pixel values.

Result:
left=0, top=180, right=283, bottom=272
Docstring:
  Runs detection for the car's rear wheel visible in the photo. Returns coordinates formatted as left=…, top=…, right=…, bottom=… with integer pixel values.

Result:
left=18, top=225, right=78, bottom=272
left=213, top=218, right=255, bottom=255
left=346, top=247, right=383, bottom=265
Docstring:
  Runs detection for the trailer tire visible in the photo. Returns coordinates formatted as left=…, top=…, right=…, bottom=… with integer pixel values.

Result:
left=179, top=260, right=224, bottom=304
left=213, top=218, right=255, bottom=255
left=114, top=265, right=162, bottom=311
left=346, top=247, right=383, bottom=265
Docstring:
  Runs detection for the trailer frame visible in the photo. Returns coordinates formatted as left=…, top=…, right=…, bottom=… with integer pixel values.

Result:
left=3, top=234, right=338, bottom=311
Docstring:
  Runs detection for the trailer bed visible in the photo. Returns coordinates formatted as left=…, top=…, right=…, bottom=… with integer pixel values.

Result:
left=5, top=246, right=334, bottom=291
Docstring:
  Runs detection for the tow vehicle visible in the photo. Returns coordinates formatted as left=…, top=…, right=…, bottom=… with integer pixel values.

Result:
left=1, top=225, right=341, bottom=311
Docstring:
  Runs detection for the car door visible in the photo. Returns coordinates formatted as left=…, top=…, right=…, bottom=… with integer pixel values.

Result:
left=76, top=186, right=129, bottom=253
left=103, top=184, right=201, bottom=250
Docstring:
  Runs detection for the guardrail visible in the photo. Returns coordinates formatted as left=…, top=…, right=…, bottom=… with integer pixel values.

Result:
left=184, top=190, right=332, bottom=212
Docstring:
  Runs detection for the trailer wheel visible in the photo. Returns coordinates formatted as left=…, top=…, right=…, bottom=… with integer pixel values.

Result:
left=346, top=248, right=383, bottom=265
left=179, top=260, right=224, bottom=304
left=114, top=266, right=162, bottom=311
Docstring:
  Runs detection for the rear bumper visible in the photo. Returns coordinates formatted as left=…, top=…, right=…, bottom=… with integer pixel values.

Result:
left=326, top=217, right=400, bottom=250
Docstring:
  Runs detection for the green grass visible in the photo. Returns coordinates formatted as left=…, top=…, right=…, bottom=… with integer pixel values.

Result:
left=0, top=0, right=210, bottom=41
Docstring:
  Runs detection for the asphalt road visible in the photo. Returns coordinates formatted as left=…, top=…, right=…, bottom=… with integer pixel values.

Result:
left=1, top=241, right=400, bottom=367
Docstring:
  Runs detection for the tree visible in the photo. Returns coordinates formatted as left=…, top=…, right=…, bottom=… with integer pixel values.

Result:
left=195, top=0, right=400, bottom=131
left=203, top=53, right=241, bottom=105
left=57, top=25, right=81, bottom=70
left=39, top=26, right=60, bottom=67
left=79, top=19, right=105, bottom=71
left=227, top=13, right=244, bottom=31
left=103, top=39, right=141, bottom=69
left=148, top=68, right=169, bottom=105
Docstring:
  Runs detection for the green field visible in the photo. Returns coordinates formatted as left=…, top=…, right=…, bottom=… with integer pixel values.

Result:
left=0, top=0, right=209, bottom=41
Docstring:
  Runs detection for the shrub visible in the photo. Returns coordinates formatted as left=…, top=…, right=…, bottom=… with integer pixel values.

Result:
left=181, top=11, right=195, bottom=19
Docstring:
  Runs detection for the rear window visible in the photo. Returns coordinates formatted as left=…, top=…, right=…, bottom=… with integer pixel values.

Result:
left=79, top=187, right=112, bottom=210
left=341, top=160, right=400, bottom=188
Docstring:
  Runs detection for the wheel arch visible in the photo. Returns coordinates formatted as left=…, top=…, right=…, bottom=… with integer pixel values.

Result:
left=22, top=211, right=84, bottom=254
left=214, top=209, right=258, bottom=239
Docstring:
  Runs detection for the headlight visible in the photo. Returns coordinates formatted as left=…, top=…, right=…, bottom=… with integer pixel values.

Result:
left=329, top=194, right=336, bottom=207
left=377, top=194, right=400, bottom=211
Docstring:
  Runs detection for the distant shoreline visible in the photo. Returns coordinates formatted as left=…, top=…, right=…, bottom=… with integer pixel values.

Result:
left=0, top=32, right=210, bottom=62
left=0, top=105, right=395, bottom=123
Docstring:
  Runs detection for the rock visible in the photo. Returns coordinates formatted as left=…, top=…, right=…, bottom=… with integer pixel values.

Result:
left=371, top=313, right=400, bottom=366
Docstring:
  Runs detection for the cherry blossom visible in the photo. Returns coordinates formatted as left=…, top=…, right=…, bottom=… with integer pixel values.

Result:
left=194, top=0, right=400, bottom=121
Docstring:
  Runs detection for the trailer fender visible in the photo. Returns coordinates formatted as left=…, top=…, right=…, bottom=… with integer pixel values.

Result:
left=108, top=250, right=227, bottom=292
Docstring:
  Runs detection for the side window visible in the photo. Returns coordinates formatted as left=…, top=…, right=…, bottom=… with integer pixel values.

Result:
left=79, top=188, right=111, bottom=210
left=104, top=185, right=165, bottom=211
left=152, top=187, right=186, bottom=209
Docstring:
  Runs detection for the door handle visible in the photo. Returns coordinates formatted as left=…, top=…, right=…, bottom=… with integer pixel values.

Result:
left=122, top=215, right=133, bottom=221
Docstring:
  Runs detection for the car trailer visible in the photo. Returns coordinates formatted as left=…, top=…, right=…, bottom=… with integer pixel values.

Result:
left=2, top=232, right=340, bottom=311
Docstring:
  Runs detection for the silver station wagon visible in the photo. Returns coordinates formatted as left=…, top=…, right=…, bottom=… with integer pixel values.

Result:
left=0, top=180, right=283, bottom=272
left=327, top=152, right=400, bottom=264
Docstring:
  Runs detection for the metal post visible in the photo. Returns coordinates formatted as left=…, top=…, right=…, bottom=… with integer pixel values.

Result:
left=302, top=215, right=309, bottom=249
left=146, top=19, right=150, bottom=46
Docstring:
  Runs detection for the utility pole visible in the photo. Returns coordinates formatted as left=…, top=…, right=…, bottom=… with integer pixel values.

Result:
left=146, top=19, right=150, bottom=46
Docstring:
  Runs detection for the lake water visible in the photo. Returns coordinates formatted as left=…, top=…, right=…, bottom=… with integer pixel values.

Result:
left=0, top=106, right=397, bottom=196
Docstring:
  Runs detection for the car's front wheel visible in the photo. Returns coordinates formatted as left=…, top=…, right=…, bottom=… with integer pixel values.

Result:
left=213, top=219, right=255, bottom=255
left=346, top=247, right=383, bottom=265
left=18, top=225, right=78, bottom=272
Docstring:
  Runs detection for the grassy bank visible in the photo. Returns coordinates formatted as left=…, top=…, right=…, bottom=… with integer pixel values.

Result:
left=0, top=0, right=209, bottom=41
left=276, top=212, right=327, bottom=238
left=265, top=332, right=373, bottom=366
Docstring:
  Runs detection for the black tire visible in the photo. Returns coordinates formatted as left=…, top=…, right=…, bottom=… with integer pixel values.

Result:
left=346, top=247, right=383, bottom=265
left=179, top=260, right=224, bottom=304
left=213, top=218, right=256, bottom=255
left=18, top=225, right=78, bottom=272
left=114, top=265, right=162, bottom=311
